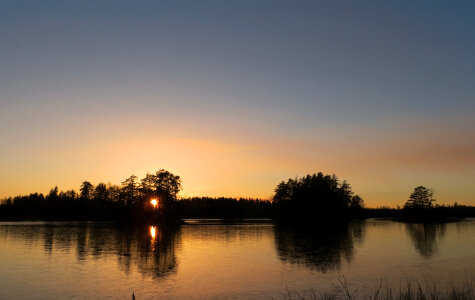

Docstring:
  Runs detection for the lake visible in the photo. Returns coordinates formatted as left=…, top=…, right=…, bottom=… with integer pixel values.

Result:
left=0, top=219, right=474, bottom=299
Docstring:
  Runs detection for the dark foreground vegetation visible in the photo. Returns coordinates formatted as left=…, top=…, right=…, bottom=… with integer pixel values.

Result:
left=286, top=277, right=475, bottom=300
left=1, top=171, right=474, bottom=223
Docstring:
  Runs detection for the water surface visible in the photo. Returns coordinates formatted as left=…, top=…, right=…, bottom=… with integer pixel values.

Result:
left=0, top=219, right=474, bottom=299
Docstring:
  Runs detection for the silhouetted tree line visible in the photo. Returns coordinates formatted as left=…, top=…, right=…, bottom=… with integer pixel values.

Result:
left=363, top=204, right=475, bottom=220
left=0, top=170, right=182, bottom=223
left=176, top=197, right=273, bottom=219
left=0, top=187, right=121, bottom=221
left=0, top=170, right=271, bottom=221
left=1, top=172, right=474, bottom=222
left=273, top=178, right=475, bottom=222
left=273, top=172, right=364, bottom=224
left=362, top=186, right=475, bottom=221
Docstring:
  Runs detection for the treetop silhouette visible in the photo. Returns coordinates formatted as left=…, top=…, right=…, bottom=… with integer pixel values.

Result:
left=273, top=172, right=364, bottom=223
left=404, top=186, right=436, bottom=209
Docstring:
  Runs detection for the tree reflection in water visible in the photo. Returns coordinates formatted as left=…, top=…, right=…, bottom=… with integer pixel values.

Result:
left=115, top=225, right=180, bottom=279
left=405, top=223, right=446, bottom=257
left=274, top=221, right=366, bottom=273
left=1, top=223, right=180, bottom=280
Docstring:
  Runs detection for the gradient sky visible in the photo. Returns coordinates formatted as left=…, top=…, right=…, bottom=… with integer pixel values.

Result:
left=1, top=0, right=474, bottom=207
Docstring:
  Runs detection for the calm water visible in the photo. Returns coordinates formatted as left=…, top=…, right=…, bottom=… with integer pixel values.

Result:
left=0, top=219, right=474, bottom=299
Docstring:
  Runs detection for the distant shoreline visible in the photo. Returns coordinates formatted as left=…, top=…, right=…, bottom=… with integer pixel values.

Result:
left=1, top=216, right=474, bottom=225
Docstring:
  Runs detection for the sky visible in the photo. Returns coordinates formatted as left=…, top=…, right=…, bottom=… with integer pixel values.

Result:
left=1, top=0, right=474, bottom=207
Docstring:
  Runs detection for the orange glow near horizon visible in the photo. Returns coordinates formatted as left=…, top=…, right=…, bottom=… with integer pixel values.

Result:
left=0, top=123, right=474, bottom=208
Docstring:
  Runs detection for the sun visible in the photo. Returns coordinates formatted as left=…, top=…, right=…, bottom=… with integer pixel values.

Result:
left=150, top=199, right=158, bottom=207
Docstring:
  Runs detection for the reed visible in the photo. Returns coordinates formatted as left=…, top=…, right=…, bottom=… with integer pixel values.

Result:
left=286, top=276, right=474, bottom=300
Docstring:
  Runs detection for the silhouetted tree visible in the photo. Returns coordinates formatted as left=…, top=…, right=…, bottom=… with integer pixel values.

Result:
left=79, top=181, right=94, bottom=200
left=93, top=183, right=108, bottom=202
left=350, top=195, right=364, bottom=208
left=60, top=190, right=77, bottom=200
left=140, top=173, right=156, bottom=200
left=153, top=169, right=182, bottom=202
left=107, top=184, right=121, bottom=202
left=137, top=170, right=182, bottom=211
left=120, top=175, right=139, bottom=207
left=404, top=186, right=435, bottom=209
left=47, top=186, right=59, bottom=200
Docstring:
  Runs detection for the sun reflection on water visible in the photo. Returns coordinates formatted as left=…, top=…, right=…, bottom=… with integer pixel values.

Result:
left=150, top=226, right=156, bottom=240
